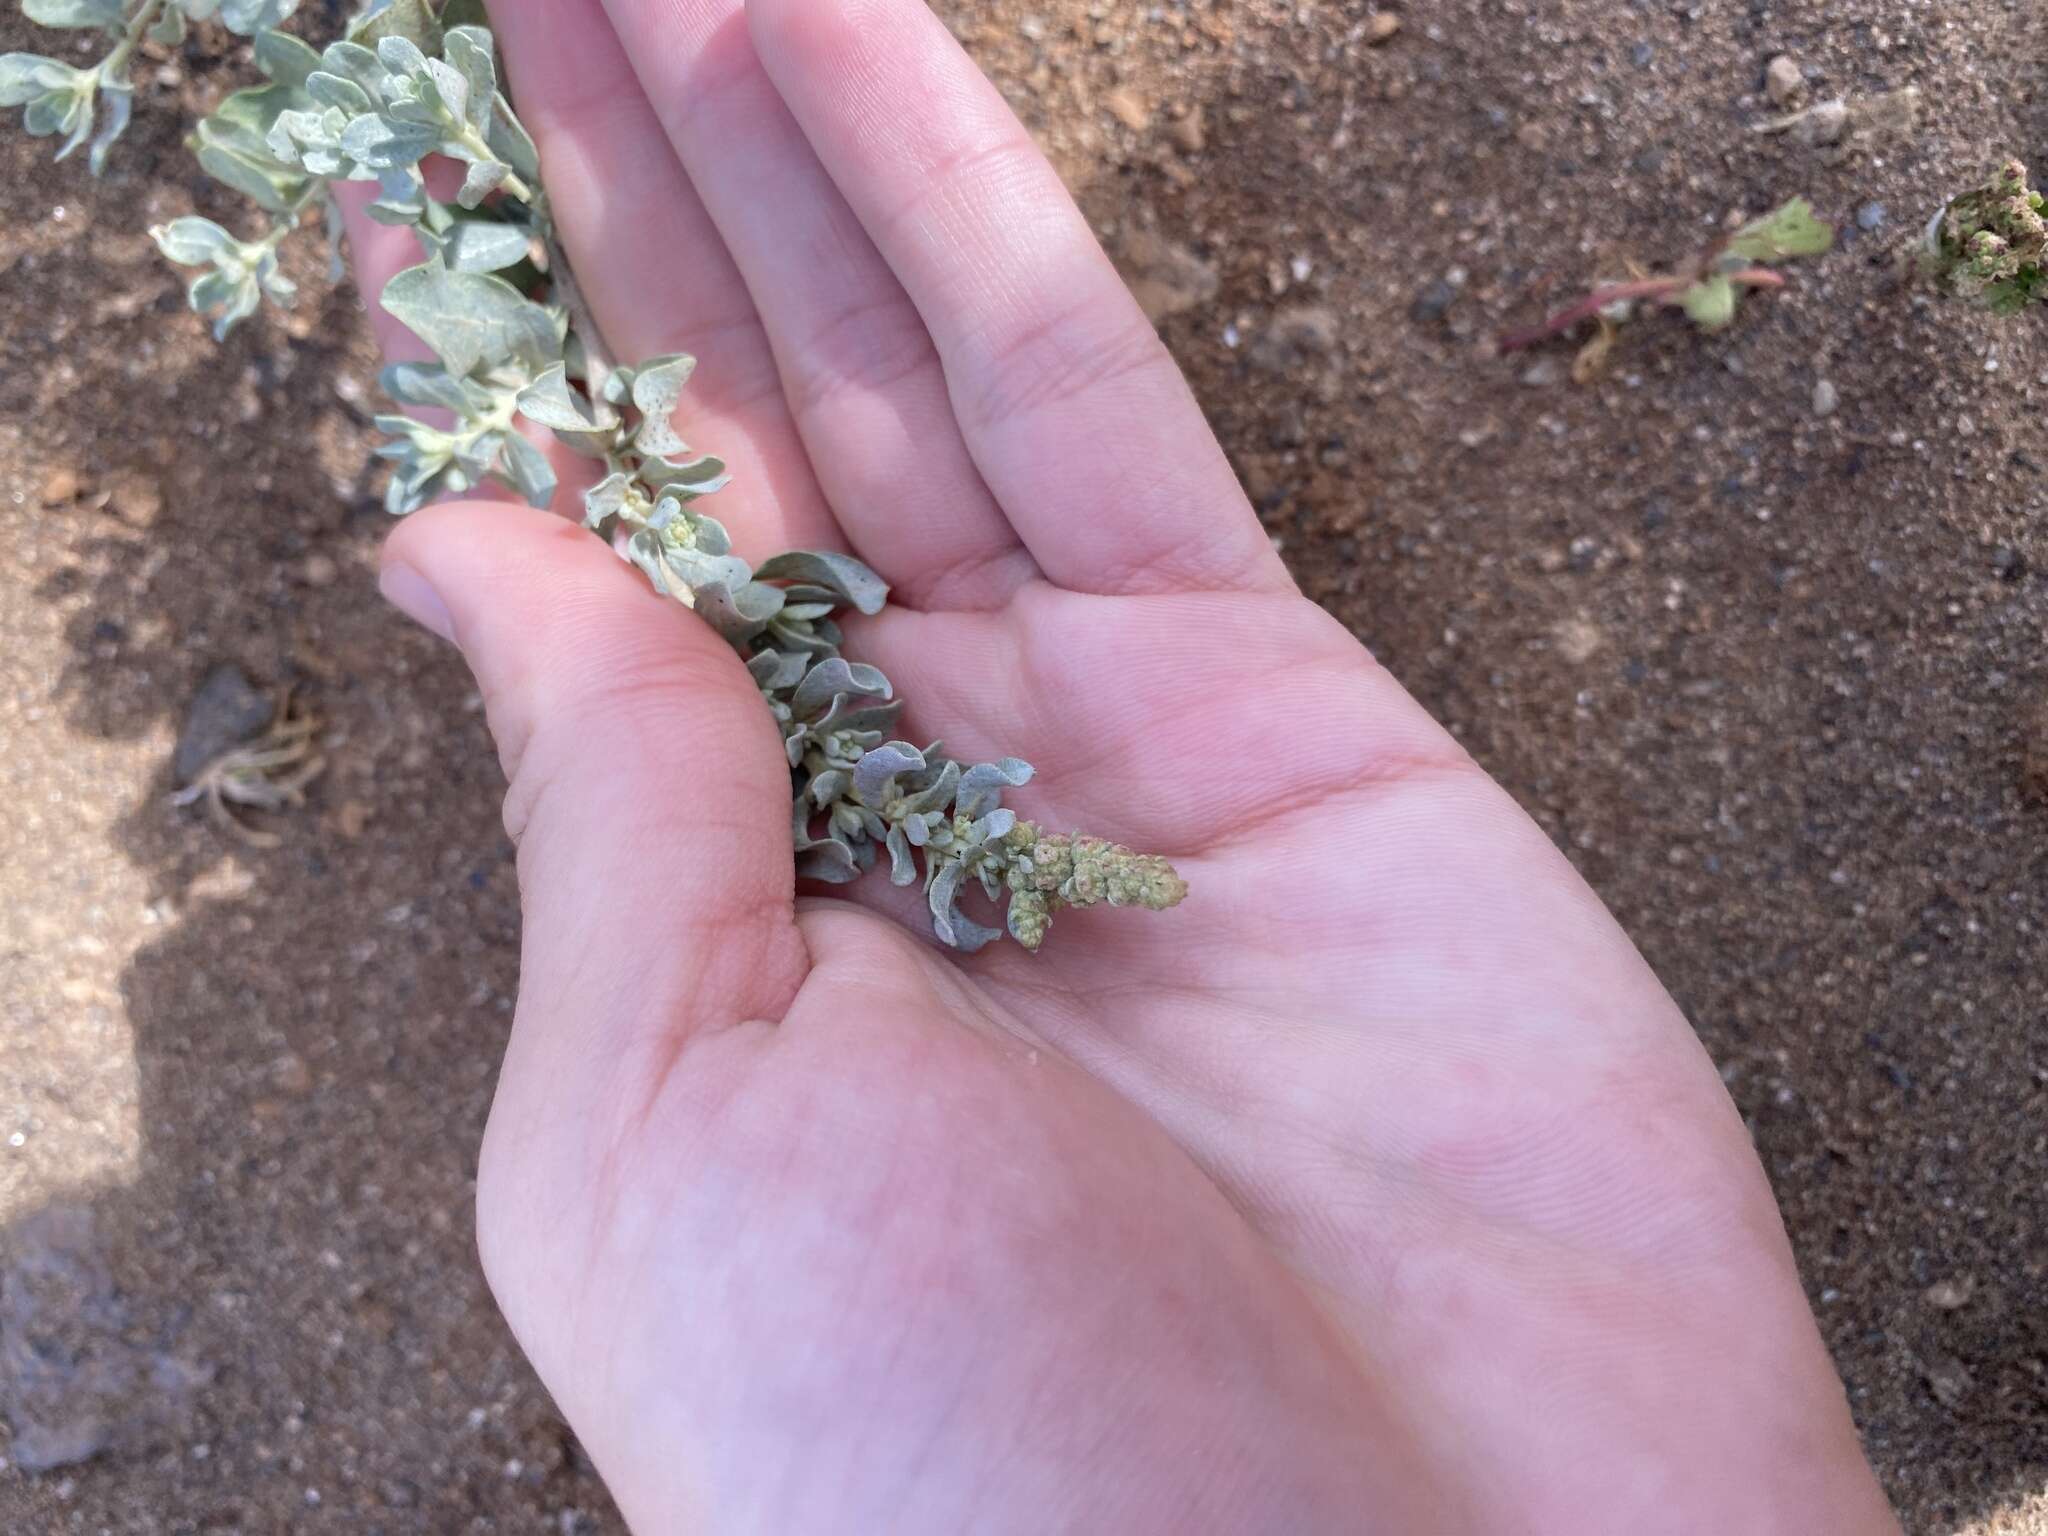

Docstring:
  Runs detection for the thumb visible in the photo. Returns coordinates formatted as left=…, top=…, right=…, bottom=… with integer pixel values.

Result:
left=379, top=500, right=810, bottom=1093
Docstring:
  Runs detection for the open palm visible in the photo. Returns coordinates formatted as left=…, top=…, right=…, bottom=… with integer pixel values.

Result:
left=352, top=0, right=1897, bottom=1530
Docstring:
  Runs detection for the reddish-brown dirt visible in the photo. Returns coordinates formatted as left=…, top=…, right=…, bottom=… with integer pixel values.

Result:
left=2, top=2, right=2045, bottom=1531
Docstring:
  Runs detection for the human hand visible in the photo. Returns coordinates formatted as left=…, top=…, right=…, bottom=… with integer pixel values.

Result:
left=353, top=1, right=1900, bottom=1529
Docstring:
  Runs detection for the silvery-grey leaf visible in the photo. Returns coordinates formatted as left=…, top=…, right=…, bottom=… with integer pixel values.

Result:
left=151, top=216, right=236, bottom=266
left=854, top=742, right=926, bottom=803
left=25, top=87, right=76, bottom=138
left=347, top=0, right=441, bottom=51
left=623, top=529, right=677, bottom=597
left=440, top=220, right=528, bottom=273
left=808, top=768, right=849, bottom=805
left=366, top=167, right=427, bottom=224
left=442, top=26, right=495, bottom=131
left=690, top=580, right=785, bottom=644
left=254, top=29, right=321, bottom=88
left=629, top=355, right=698, bottom=456
left=766, top=621, right=841, bottom=659
left=218, top=0, right=297, bottom=34
left=450, top=428, right=503, bottom=483
left=253, top=253, right=297, bottom=307
left=22, top=0, right=122, bottom=27
left=381, top=260, right=558, bottom=377
left=194, top=122, right=303, bottom=210
left=486, top=94, right=539, bottom=180
left=640, top=454, right=731, bottom=497
left=146, top=6, right=186, bottom=44
left=341, top=111, right=436, bottom=170
left=796, top=842, right=863, bottom=885
left=456, top=156, right=508, bottom=209
left=581, top=471, right=632, bottom=529
left=374, top=35, right=432, bottom=83
left=421, top=56, right=468, bottom=124
left=662, top=547, right=755, bottom=593
left=688, top=512, right=732, bottom=556
left=893, top=760, right=963, bottom=819
left=779, top=601, right=836, bottom=623
left=885, top=824, right=918, bottom=886
left=314, top=41, right=384, bottom=98
left=187, top=267, right=236, bottom=317
left=955, top=758, right=1033, bottom=820
left=977, top=864, right=1003, bottom=902
left=951, top=909, right=1004, bottom=954
left=380, top=361, right=478, bottom=414
left=0, top=57, right=72, bottom=108
left=265, top=106, right=339, bottom=175
left=902, top=812, right=933, bottom=848
left=85, top=77, right=129, bottom=174
left=858, top=807, right=888, bottom=841
left=816, top=700, right=903, bottom=739
left=929, top=861, right=1001, bottom=950
left=753, top=551, right=890, bottom=616
left=516, top=363, right=618, bottom=431
left=977, top=809, right=1018, bottom=842
left=748, top=649, right=810, bottom=692
left=496, top=431, right=556, bottom=510
left=306, top=71, right=372, bottom=114
left=191, top=268, right=261, bottom=341
left=791, top=658, right=890, bottom=721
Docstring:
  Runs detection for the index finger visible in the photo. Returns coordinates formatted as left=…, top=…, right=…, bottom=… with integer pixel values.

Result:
left=745, top=0, right=1293, bottom=599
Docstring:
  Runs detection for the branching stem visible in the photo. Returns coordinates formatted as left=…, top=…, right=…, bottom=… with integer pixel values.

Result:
left=103, top=0, right=166, bottom=81
left=1496, top=268, right=1786, bottom=353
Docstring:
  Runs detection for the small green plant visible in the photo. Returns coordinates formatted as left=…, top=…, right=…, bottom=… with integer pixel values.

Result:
left=1924, top=159, right=2048, bottom=314
left=1498, top=198, right=1835, bottom=361
left=6, top=0, right=1186, bottom=951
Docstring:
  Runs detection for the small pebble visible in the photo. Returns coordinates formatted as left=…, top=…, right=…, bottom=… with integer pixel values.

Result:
left=39, top=467, right=81, bottom=505
left=1764, top=54, right=1804, bottom=106
left=1923, top=1275, right=1975, bottom=1311
left=299, top=552, right=339, bottom=588
left=1924, top=1355, right=1973, bottom=1409
left=1410, top=279, right=1458, bottom=324
left=1104, top=87, right=1151, bottom=133
left=1812, top=379, right=1840, bottom=418
left=1366, top=12, right=1401, bottom=44
left=1856, top=201, right=1889, bottom=232
left=107, top=474, right=163, bottom=527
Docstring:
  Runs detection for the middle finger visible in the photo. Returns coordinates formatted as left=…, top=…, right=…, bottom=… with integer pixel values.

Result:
left=491, top=0, right=839, bottom=556
left=598, top=0, right=1035, bottom=611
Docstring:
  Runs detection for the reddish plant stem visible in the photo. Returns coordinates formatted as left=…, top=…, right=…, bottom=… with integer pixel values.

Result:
left=1496, top=267, right=1788, bottom=353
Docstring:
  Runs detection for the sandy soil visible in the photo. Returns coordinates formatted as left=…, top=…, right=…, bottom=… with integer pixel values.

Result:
left=2, top=1, right=2045, bottom=1531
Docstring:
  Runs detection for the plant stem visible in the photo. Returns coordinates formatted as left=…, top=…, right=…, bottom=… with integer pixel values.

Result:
left=454, top=124, right=533, bottom=203
left=543, top=227, right=616, bottom=400
left=103, top=0, right=166, bottom=81
left=474, top=176, right=610, bottom=397
left=1496, top=268, right=1787, bottom=353
left=258, top=182, right=326, bottom=252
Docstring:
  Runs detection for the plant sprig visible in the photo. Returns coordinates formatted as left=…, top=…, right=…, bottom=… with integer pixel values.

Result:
left=1497, top=198, right=1835, bottom=357
left=10, top=0, right=1188, bottom=951
left=1924, top=159, right=2048, bottom=314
